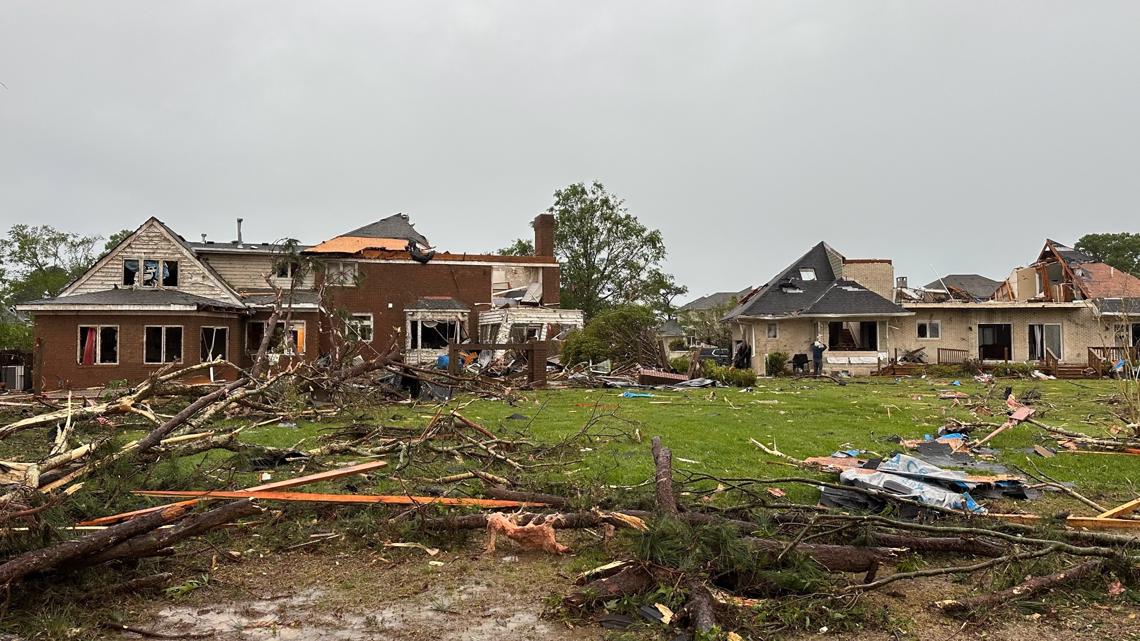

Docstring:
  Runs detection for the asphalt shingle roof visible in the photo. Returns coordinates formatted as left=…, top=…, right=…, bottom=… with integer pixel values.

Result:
left=409, top=297, right=468, bottom=311
left=342, top=214, right=430, bottom=246
left=679, top=288, right=752, bottom=312
left=725, top=242, right=909, bottom=319
left=923, top=274, right=1002, bottom=300
left=20, top=288, right=244, bottom=311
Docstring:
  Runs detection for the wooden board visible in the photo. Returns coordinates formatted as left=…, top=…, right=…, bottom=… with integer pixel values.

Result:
left=79, top=460, right=389, bottom=526
left=987, top=513, right=1140, bottom=532
left=1096, top=497, right=1140, bottom=520
left=132, top=489, right=546, bottom=508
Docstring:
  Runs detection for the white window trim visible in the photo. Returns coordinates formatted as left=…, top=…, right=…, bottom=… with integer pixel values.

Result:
left=766, top=322, right=778, bottom=339
left=143, top=325, right=184, bottom=364
left=201, top=326, right=229, bottom=361
left=917, top=320, right=941, bottom=340
left=799, top=268, right=816, bottom=281
left=77, top=325, right=119, bottom=365
left=348, top=313, right=374, bottom=342
left=1029, top=322, right=1063, bottom=360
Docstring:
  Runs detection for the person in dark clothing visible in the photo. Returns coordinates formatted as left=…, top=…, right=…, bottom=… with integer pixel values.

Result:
left=810, top=336, right=827, bottom=376
left=733, top=341, right=752, bottom=370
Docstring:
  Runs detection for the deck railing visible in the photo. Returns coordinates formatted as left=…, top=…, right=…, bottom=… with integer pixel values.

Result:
left=1088, top=346, right=1138, bottom=375
left=937, top=348, right=970, bottom=365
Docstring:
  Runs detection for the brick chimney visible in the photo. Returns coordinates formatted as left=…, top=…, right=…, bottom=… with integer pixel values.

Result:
left=533, top=213, right=555, bottom=257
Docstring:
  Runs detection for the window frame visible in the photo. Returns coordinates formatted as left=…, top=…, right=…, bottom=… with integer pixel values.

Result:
left=799, top=268, right=817, bottom=281
left=200, top=326, right=229, bottom=362
left=917, top=320, right=942, bottom=340
left=143, top=325, right=184, bottom=364
left=77, top=325, right=119, bottom=365
left=325, top=261, right=358, bottom=286
left=123, top=257, right=179, bottom=287
left=246, top=320, right=307, bottom=355
left=766, top=322, right=778, bottom=339
left=347, top=313, right=374, bottom=342
left=123, top=259, right=139, bottom=286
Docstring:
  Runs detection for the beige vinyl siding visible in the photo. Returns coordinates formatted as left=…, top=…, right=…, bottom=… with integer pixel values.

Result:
left=201, top=254, right=316, bottom=290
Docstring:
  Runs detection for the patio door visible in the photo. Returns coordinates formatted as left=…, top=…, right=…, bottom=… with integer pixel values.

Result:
left=1028, top=324, right=1062, bottom=361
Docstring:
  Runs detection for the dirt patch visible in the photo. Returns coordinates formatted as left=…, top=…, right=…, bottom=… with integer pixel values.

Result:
left=110, top=545, right=600, bottom=641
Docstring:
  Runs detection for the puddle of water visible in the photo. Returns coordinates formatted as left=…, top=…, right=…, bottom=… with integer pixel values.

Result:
left=143, top=584, right=569, bottom=640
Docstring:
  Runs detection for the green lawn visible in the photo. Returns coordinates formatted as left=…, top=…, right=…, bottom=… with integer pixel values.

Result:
left=230, top=376, right=1139, bottom=513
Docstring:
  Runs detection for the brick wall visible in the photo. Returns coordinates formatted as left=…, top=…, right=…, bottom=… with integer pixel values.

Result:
left=842, top=260, right=894, bottom=300
left=33, top=312, right=245, bottom=390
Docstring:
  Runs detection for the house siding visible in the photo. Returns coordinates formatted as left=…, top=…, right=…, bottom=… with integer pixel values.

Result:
left=69, top=224, right=234, bottom=301
left=201, top=253, right=316, bottom=291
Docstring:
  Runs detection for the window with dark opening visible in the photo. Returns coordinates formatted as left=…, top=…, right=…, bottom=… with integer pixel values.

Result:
left=201, top=327, right=228, bottom=362
left=144, top=326, right=183, bottom=363
left=123, top=259, right=139, bottom=286
left=246, top=321, right=305, bottom=354
left=411, top=320, right=458, bottom=349
left=162, top=260, right=179, bottom=287
left=917, top=320, right=941, bottom=339
left=141, top=259, right=160, bottom=287
left=78, top=326, right=118, bottom=364
left=827, top=321, right=878, bottom=351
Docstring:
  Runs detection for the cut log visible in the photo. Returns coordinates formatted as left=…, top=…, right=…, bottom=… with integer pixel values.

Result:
left=0, top=504, right=189, bottom=587
left=934, top=559, right=1102, bottom=615
left=745, top=537, right=901, bottom=573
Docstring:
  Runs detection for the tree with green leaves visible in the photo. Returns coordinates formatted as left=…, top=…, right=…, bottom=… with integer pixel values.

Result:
left=507, top=181, right=685, bottom=318
left=1075, top=233, right=1140, bottom=277
left=0, top=225, right=104, bottom=350
left=495, top=238, right=534, bottom=256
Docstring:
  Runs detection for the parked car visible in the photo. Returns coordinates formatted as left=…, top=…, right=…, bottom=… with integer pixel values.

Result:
left=697, top=347, right=731, bottom=366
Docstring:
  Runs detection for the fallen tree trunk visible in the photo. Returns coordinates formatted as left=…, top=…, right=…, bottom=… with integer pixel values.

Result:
left=563, top=565, right=658, bottom=608
left=85, top=500, right=260, bottom=565
left=651, top=436, right=679, bottom=515
left=745, top=537, right=900, bottom=573
left=0, top=504, right=189, bottom=587
left=485, top=486, right=570, bottom=509
left=870, top=532, right=1005, bottom=558
left=683, top=579, right=716, bottom=633
left=934, top=559, right=1102, bottom=615
left=417, top=511, right=641, bottom=531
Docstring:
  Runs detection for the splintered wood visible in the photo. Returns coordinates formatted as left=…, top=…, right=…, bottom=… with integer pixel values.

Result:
left=484, top=512, right=569, bottom=555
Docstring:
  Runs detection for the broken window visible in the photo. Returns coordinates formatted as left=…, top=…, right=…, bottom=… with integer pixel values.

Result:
left=325, top=261, right=358, bottom=286
left=142, top=259, right=160, bottom=287
left=799, top=268, right=816, bottom=281
left=479, top=323, right=501, bottom=343
left=917, top=320, right=941, bottom=339
left=1028, top=324, right=1062, bottom=361
left=246, top=320, right=305, bottom=355
left=347, top=314, right=373, bottom=342
left=162, top=260, right=178, bottom=287
left=766, top=322, right=778, bottom=339
left=509, top=324, right=543, bottom=343
left=123, top=259, right=139, bottom=286
left=827, top=321, right=878, bottom=351
left=78, top=326, right=118, bottom=365
left=276, top=261, right=300, bottom=279
left=201, top=327, right=228, bottom=362
left=144, top=326, right=183, bottom=364
left=978, top=323, right=1012, bottom=361
left=410, top=320, right=460, bottom=349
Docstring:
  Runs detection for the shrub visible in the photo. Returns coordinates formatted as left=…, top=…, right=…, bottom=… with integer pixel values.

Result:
left=991, top=362, right=1034, bottom=377
left=560, top=305, right=660, bottom=366
left=669, top=356, right=691, bottom=374
left=668, top=338, right=687, bottom=351
left=705, top=363, right=757, bottom=387
left=765, top=352, right=789, bottom=376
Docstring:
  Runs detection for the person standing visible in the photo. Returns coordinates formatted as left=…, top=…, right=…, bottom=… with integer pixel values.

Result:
left=810, top=336, right=827, bottom=376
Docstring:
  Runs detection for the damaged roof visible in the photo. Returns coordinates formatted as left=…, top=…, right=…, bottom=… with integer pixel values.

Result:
left=1071, top=263, right=1140, bottom=299
left=923, top=274, right=1002, bottom=300
left=307, top=214, right=430, bottom=255
left=16, top=288, right=245, bottom=312
left=679, top=288, right=753, bottom=312
left=725, top=242, right=909, bottom=319
left=408, top=296, right=469, bottom=311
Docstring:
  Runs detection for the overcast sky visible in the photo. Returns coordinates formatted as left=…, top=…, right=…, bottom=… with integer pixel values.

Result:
left=2, top=2, right=1139, bottom=301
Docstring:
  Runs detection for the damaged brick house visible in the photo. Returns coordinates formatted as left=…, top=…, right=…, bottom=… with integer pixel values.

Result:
left=17, top=213, right=579, bottom=391
left=723, top=242, right=913, bottom=376
left=891, top=240, right=1140, bottom=374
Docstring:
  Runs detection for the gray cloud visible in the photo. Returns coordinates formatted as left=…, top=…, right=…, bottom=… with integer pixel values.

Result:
left=2, top=2, right=1138, bottom=299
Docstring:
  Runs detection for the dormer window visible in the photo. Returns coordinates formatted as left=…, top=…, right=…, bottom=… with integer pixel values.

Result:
left=123, top=259, right=178, bottom=287
left=799, top=268, right=816, bottom=281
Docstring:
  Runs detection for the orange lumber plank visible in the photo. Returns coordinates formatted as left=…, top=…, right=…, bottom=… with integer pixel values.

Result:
left=132, top=489, right=545, bottom=508
left=1096, top=497, right=1140, bottom=520
left=79, top=461, right=388, bottom=526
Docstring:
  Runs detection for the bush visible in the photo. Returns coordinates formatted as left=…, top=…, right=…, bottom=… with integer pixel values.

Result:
left=560, top=305, right=660, bottom=366
left=991, top=362, right=1034, bottom=377
left=668, top=338, right=687, bottom=351
left=705, top=363, right=757, bottom=388
left=669, top=356, right=691, bottom=374
left=765, top=352, right=789, bottom=376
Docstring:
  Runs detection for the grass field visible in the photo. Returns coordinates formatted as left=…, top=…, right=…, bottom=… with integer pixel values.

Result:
left=225, top=375, right=1140, bottom=513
